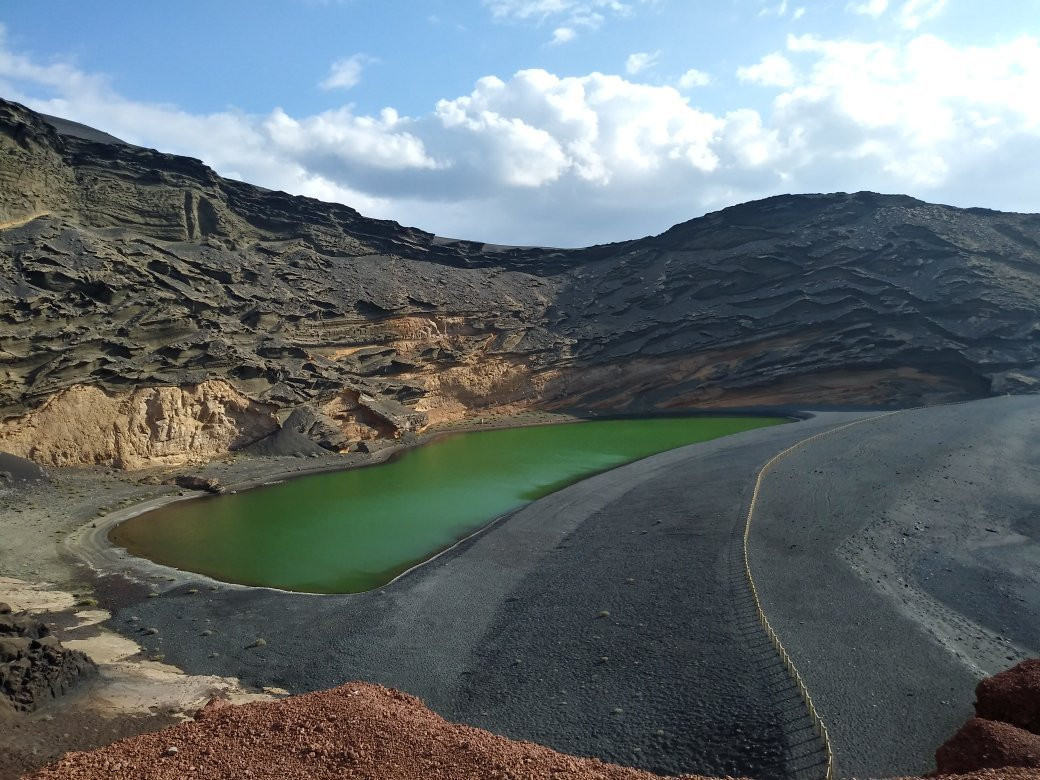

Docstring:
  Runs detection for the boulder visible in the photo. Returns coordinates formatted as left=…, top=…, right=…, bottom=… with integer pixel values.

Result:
left=0, top=611, right=96, bottom=712
left=935, top=718, right=1040, bottom=774
left=169, top=474, right=223, bottom=494
left=976, top=659, right=1040, bottom=735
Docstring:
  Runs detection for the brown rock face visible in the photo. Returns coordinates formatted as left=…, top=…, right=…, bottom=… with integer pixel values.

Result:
left=0, top=380, right=277, bottom=469
left=977, top=659, right=1040, bottom=736
left=934, top=660, right=1040, bottom=776
left=936, top=718, right=1040, bottom=774
left=3, top=97, right=1040, bottom=466
left=24, top=683, right=707, bottom=780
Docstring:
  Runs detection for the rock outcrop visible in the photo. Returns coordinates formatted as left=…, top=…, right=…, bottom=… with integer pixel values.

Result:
left=0, top=381, right=277, bottom=469
left=976, top=659, right=1040, bottom=735
left=937, top=719, right=1040, bottom=774
left=2, top=97, right=1040, bottom=467
left=935, top=660, right=1040, bottom=774
left=0, top=603, right=95, bottom=713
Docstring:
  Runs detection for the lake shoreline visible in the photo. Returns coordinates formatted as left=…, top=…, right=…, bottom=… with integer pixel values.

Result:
left=0, top=406, right=808, bottom=778
left=104, top=415, right=789, bottom=594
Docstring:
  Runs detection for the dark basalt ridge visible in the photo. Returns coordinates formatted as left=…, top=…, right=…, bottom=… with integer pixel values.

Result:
left=1, top=97, right=1039, bottom=466
left=0, top=603, right=96, bottom=713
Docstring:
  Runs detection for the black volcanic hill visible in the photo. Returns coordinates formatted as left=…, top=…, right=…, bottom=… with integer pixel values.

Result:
left=0, top=97, right=1038, bottom=467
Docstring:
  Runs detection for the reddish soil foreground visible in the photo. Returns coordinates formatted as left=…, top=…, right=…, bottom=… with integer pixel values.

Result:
left=936, top=660, right=1040, bottom=775
left=23, top=683, right=713, bottom=780
left=21, top=678, right=1040, bottom=780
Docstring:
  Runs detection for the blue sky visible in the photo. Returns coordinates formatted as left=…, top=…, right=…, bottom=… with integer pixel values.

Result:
left=2, top=0, right=1040, bottom=245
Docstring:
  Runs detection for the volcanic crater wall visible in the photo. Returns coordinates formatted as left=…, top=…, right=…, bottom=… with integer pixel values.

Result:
left=1, top=97, right=1039, bottom=467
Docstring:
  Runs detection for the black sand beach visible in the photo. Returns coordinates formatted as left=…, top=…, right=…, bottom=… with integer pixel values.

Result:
left=94, top=414, right=855, bottom=778
left=7, top=397, right=1038, bottom=779
left=752, top=395, right=1040, bottom=776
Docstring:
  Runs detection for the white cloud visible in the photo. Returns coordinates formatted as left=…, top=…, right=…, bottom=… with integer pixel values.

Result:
left=483, top=0, right=647, bottom=30
left=896, top=0, right=947, bottom=30
left=485, top=0, right=631, bottom=20
left=625, top=51, right=659, bottom=75
left=758, top=0, right=789, bottom=17
left=263, top=107, right=440, bottom=172
left=3, top=25, right=1040, bottom=247
left=768, top=32, right=1040, bottom=189
left=678, top=68, right=712, bottom=89
left=738, top=53, right=797, bottom=87
left=550, top=26, right=577, bottom=44
left=319, top=54, right=372, bottom=91
left=434, top=69, right=721, bottom=188
left=849, top=0, right=889, bottom=17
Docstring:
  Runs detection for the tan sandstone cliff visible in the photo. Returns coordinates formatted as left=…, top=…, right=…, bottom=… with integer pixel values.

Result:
left=0, top=380, right=277, bottom=469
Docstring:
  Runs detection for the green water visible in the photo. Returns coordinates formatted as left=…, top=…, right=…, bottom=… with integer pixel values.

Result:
left=111, top=416, right=784, bottom=593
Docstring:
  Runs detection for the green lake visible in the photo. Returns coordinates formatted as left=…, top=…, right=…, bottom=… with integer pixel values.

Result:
left=110, top=416, right=785, bottom=593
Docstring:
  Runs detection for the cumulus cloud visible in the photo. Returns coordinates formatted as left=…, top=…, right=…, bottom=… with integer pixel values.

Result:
left=678, top=68, right=712, bottom=89
left=849, top=0, right=889, bottom=17
left=738, top=53, right=797, bottom=87
left=2, top=24, right=1040, bottom=247
left=319, top=54, right=373, bottom=91
left=550, top=26, right=577, bottom=44
left=433, top=69, right=721, bottom=189
left=483, top=0, right=646, bottom=30
left=770, top=32, right=1040, bottom=191
left=625, top=51, right=659, bottom=75
left=848, top=0, right=945, bottom=28
left=757, top=0, right=805, bottom=17
left=896, top=0, right=947, bottom=29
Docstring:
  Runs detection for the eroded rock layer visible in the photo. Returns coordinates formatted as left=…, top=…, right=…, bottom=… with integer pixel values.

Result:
left=0, top=602, right=95, bottom=713
left=2, top=97, right=1040, bottom=466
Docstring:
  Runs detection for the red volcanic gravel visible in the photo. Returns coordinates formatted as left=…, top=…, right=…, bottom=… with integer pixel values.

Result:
left=977, top=659, right=1040, bottom=735
left=24, top=683, right=714, bottom=780
left=907, top=772, right=1040, bottom=780
left=935, top=718, right=1040, bottom=774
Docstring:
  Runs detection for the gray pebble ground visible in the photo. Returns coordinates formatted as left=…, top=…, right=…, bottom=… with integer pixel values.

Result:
left=90, top=397, right=1040, bottom=779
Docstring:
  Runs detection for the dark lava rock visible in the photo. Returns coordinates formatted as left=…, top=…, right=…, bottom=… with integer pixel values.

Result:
left=3, top=96, right=1040, bottom=466
left=243, top=421, right=329, bottom=458
left=169, top=475, right=223, bottom=494
left=0, top=453, right=46, bottom=485
left=0, top=610, right=96, bottom=712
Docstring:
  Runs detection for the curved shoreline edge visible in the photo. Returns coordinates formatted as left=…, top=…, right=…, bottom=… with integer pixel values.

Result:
left=66, top=411, right=801, bottom=597
left=18, top=397, right=1036, bottom=778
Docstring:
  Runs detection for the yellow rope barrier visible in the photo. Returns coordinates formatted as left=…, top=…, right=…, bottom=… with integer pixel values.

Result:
left=742, top=411, right=901, bottom=780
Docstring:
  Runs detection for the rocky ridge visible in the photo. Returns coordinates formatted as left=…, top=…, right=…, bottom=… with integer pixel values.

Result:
left=0, top=602, right=95, bottom=713
left=2, top=98, right=1039, bottom=467
left=937, top=660, right=1040, bottom=773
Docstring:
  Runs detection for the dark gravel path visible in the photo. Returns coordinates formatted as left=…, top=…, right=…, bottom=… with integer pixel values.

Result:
left=94, top=413, right=858, bottom=778
left=750, top=395, right=1040, bottom=778
left=89, top=400, right=1040, bottom=779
